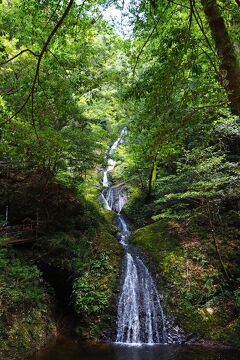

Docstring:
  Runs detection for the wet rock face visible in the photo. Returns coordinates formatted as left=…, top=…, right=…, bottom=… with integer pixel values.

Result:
left=103, top=186, right=128, bottom=214
left=165, top=320, right=186, bottom=344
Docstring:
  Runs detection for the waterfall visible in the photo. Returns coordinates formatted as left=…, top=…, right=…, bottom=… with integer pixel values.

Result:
left=118, top=214, right=128, bottom=233
left=116, top=253, right=140, bottom=344
left=107, top=159, right=116, bottom=171
left=100, top=129, right=184, bottom=345
left=109, top=128, right=127, bottom=155
left=99, top=192, right=111, bottom=210
left=116, top=253, right=167, bottom=344
left=103, top=170, right=109, bottom=187
left=105, top=187, right=127, bottom=214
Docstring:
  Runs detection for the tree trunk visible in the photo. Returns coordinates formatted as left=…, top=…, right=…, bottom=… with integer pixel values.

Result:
left=201, top=0, right=240, bottom=116
left=148, top=153, right=159, bottom=197
left=206, top=201, right=232, bottom=284
left=235, top=0, right=240, bottom=7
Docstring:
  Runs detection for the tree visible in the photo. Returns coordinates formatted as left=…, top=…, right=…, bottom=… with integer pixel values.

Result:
left=0, top=0, right=128, bottom=182
left=201, top=0, right=240, bottom=116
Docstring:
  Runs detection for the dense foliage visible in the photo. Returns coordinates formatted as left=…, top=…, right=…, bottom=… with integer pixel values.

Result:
left=0, top=0, right=128, bottom=185
left=0, top=237, right=55, bottom=358
left=0, top=0, right=240, bottom=356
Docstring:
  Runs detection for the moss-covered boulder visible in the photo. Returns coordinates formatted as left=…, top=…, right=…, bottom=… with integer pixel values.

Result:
left=72, top=214, right=123, bottom=341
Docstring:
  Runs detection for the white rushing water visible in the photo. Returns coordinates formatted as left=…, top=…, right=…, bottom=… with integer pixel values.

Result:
left=116, top=253, right=167, bottom=344
left=100, top=129, right=184, bottom=345
left=99, top=193, right=111, bottom=210
left=107, top=159, right=116, bottom=172
left=109, top=128, right=127, bottom=155
left=103, top=170, right=109, bottom=187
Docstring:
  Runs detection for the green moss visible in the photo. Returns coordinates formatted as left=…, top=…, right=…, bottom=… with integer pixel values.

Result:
left=219, top=319, right=240, bottom=348
left=33, top=205, right=122, bottom=342
left=123, top=189, right=153, bottom=227
left=133, top=220, right=180, bottom=253
left=72, top=218, right=123, bottom=340
left=0, top=172, right=123, bottom=353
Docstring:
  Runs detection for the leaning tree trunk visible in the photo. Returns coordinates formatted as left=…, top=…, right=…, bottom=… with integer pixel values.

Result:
left=148, top=151, right=159, bottom=197
left=201, top=0, right=240, bottom=116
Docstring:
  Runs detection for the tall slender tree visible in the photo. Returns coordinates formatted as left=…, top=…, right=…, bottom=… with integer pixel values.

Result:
left=201, top=0, right=240, bottom=115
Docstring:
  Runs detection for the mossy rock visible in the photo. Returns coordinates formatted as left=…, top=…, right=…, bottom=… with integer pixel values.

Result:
left=132, top=220, right=181, bottom=253
left=72, top=221, right=123, bottom=341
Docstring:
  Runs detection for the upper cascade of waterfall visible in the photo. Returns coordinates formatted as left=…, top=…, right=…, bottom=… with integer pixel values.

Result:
left=109, top=127, right=127, bottom=156
left=105, top=187, right=127, bottom=214
left=118, top=214, right=128, bottom=233
left=99, top=192, right=111, bottom=210
left=107, top=158, right=116, bottom=172
left=99, top=128, right=185, bottom=346
left=103, top=170, right=109, bottom=187
left=117, top=214, right=130, bottom=247
left=101, top=127, right=127, bottom=191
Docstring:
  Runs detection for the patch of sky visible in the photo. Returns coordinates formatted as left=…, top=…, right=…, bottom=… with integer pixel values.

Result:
left=102, top=0, right=133, bottom=39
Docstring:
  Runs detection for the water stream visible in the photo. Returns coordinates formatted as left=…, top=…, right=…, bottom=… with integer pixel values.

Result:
left=100, top=130, right=183, bottom=345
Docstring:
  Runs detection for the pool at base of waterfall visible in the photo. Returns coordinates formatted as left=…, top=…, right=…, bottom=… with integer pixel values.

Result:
left=32, top=336, right=240, bottom=360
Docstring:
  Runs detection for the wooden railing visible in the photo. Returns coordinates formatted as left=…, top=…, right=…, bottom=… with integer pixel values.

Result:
left=1, top=223, right=39, bottom=246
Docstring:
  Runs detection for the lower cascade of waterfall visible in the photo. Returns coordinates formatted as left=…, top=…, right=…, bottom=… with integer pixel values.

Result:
left=100, top=130, right=185, bottom=345
left=116, top=251, right=167, bottom=344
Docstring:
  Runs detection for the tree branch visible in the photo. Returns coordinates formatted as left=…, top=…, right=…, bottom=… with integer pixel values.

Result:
left=180, top=100, right=229, bottom=125
left=0, top=93, right=32, bottom=128
left=168, top=0, right=190, bottom=9
left=189, top=0, right=194, bottom=30
left=47, top=0, right=62, bottom=23
left=31, top=0, right=75, bottom=98
left=133, top=16, right=161, bottom=76
left=198, top=44, right=220, bottom=78
left=0, top=49, right=39, bottom=66
left=192, top=3, right=218, bottom=58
